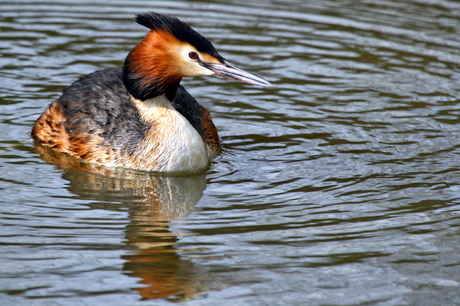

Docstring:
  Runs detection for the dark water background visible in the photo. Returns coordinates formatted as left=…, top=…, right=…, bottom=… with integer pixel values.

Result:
left=2, top=0, right=460, bottom=305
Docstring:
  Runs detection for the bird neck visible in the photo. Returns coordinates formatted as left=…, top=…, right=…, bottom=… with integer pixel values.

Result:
left=122, top=31, right=182, bottom=101
left=122, top=55, right=181, bottom=101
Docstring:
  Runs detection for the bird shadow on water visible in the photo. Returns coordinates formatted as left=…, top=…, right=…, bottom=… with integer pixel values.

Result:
left=35, top=145, right=217, bottom=302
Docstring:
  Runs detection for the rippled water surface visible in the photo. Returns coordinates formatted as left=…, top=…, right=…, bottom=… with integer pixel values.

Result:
left=2, top=0, right=460, bottom=305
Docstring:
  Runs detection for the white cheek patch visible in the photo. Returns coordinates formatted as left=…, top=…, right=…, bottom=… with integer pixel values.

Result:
left=179, top=48, right=214, bottom=77
left=182, top=62, right=214, bottom=77
left=196, top=64, right=214, bottom=76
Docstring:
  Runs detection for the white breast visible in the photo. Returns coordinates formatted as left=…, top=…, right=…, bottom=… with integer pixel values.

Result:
left=131, top=94, right=209, bottom=173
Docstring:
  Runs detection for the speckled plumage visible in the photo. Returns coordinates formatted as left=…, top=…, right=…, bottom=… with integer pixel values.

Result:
left=32, top=68, right=219, bottom=172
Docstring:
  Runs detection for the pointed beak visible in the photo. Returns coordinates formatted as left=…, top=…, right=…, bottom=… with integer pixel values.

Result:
left=201, top=61, right=272, bottom=87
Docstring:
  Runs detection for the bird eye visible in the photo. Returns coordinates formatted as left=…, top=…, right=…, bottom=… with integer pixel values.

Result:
left=188, top=52, right=199, bottom=60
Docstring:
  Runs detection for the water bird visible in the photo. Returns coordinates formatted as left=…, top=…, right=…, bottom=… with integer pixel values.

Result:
left=32, top=12, right=271, bottom=173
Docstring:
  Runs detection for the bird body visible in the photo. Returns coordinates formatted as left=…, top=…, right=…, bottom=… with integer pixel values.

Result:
left=32, top=12, right=270, bottom=173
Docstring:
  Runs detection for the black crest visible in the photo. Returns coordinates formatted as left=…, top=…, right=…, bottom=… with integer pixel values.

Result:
left=135, top=12, right=224, bottom=62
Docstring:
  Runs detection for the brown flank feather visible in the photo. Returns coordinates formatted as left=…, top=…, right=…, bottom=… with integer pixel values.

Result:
left=32, top=100, right=114, bottom=165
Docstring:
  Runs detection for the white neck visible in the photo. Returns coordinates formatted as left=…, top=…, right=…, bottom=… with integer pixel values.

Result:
left=130, top=94, right=209, bottom=173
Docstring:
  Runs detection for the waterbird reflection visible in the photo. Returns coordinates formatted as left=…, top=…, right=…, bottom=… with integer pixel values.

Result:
left=36, top=146, right=213, bottom=301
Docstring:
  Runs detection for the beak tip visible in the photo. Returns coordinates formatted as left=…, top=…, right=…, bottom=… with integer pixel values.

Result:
left=242, top=77, right=274, bottom=87
left=252, top=79, right=273, bottom=87
left=262, top=81, right=274, bottom=87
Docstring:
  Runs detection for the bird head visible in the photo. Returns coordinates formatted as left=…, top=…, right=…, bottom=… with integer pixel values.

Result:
left=123, top=12, right=271, bottom=101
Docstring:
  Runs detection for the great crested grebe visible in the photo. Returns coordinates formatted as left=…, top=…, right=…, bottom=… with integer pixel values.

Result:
left=32, top=12, right=271, bottom=173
